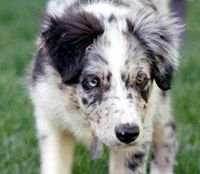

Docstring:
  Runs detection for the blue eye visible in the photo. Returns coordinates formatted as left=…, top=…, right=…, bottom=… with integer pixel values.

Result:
left=88, top=78, right=99, bottom=87
left=82, top=76, right=100, bottom=90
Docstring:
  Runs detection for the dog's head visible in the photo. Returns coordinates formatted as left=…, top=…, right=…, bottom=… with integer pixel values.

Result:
left=41, top=3, right=180, bottom=147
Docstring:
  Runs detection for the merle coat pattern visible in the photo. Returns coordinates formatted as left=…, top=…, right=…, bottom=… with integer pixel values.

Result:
left=29, top=0, right=181, bottom=173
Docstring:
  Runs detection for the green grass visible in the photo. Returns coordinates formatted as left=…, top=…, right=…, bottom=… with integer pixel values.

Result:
left=0, top=0, right=199, bottom=173
left=172, top=1, right=200, bottom=173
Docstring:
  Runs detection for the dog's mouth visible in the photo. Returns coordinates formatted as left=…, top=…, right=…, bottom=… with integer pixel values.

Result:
left=90, top=135, right=139, bottom=159
left=110, top=141, right=138, bottom=149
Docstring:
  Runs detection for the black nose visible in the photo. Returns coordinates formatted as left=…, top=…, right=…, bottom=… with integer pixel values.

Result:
left=115, top=124, right=140, bottom=144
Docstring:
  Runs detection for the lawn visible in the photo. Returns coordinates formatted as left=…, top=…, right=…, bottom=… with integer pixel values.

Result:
left=0, top=0, right=199, bottom=173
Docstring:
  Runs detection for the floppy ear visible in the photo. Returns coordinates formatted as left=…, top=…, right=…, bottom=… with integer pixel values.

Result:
left=41, top=10, right=104, bottom=84
left=128, top=10, right=181, bottom=90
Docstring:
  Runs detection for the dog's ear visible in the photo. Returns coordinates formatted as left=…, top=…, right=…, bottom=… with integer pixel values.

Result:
left=128, top=10, right=181, bottom=90
left=41, top=10, right=104, bottom=84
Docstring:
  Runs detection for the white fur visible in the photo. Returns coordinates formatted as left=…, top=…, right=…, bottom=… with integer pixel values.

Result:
left=83, top=2, right=129, bottom=18
left=47, top=0, right=76, bottom=17
left=30, top=68, right=93, bottom=145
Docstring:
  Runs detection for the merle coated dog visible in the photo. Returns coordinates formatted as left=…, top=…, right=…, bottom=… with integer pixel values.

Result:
left=29, top=0, right=181, bottom=173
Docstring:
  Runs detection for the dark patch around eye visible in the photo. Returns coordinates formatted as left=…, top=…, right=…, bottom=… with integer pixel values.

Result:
left=140, top=87, right=149, bottom=103
left=82, top=79, right=92, bottom=91
left=81, top=76, right=100, bottom=91
left=89, top=91, right=103, bottom=106
left=135, top=72, right=151, bottom=102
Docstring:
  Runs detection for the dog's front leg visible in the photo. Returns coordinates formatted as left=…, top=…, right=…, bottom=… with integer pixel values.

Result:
left=109, top=147, right=148, bottom=174
left=150, top=95, right=177, bottom=174
left=36, top=116, right=75, bottom=174
left=150, top=118, right=177, bottom=174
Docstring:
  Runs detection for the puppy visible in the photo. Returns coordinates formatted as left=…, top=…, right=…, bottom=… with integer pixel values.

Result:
left=29, top=0, right=181, bottom=173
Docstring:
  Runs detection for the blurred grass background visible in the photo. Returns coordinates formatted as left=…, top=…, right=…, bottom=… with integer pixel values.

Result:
left=0, top=0, right=199, bottom=173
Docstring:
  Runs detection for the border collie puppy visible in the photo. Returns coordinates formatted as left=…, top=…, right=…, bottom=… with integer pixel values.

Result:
left=29, top=0, right=181, bottom=173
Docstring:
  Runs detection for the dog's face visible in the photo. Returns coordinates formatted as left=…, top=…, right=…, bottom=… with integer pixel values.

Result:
left=41, top=5, right=180, bottom=147
left=76, top=27, right=153, bottom=146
